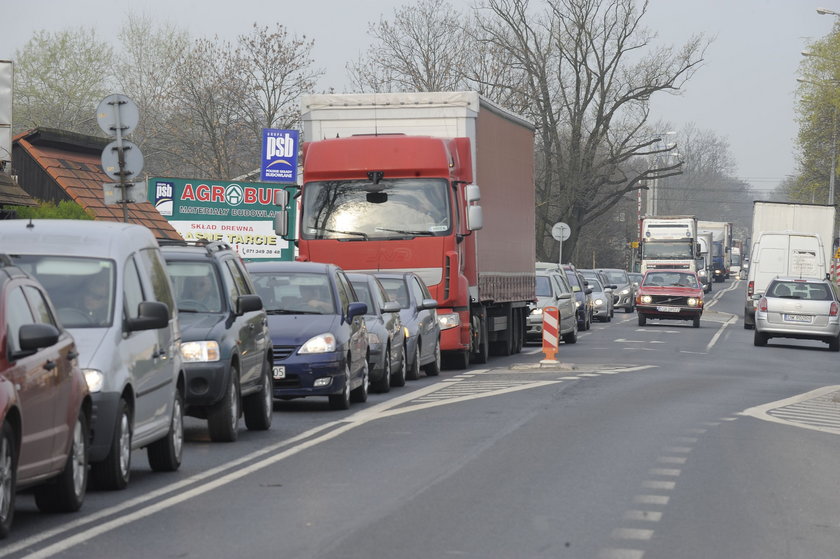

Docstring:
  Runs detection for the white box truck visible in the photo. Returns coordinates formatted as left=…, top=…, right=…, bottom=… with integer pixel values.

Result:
left=743, top=201, right=836, bottom=329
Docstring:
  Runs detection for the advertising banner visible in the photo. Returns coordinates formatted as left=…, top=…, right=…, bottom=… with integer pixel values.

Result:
left=148, top=177, right=296, bottom=261
left=261, top=129, right=299, bottom=183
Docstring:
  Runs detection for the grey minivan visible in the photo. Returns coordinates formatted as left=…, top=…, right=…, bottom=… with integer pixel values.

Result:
left=0, top=220, right=186, bottom=490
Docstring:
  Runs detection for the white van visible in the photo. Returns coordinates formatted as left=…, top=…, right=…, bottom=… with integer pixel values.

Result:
left=0, top=220, right=186, bottom=489
left=743, top=231, right=827, bottom=329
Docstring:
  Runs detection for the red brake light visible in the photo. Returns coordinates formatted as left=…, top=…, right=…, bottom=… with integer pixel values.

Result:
left=747, top=281, right=754, bottom=297
left=758, top=297, right=767, bottom=312
left=831, top=302, right=839, bottom=317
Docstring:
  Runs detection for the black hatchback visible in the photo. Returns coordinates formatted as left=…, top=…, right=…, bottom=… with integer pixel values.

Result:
left=161, top=241, right=273, bottom=442
left=561, top=264, right=593, bottom=331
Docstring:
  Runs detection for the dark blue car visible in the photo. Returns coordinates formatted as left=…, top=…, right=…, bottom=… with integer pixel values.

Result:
left=245, top=261, right=369, bottom=410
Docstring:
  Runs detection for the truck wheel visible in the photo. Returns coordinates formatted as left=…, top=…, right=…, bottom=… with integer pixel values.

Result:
left=471, top=317, right=489, bottom=364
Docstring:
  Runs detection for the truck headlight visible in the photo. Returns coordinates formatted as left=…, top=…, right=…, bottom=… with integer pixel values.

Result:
left=83, top=368, right=104, bottom=393
left=181, top=341, right=220, bottom=362
left=299, top=333, right=337, bottom=354
left=641, top=295, right=652, bottom=304
left=437, top=312, right=460, bottom=330
left=530, top=308, right=543, bottom=316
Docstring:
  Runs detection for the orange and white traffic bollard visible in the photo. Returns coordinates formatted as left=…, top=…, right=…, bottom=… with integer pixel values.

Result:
left=541, top=306, right=559, bottom=363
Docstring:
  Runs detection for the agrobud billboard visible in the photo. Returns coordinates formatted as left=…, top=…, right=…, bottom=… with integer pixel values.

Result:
left=148, top=177, right=296, bottom=260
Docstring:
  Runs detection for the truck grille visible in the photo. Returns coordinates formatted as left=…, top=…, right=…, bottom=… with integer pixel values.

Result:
left=272, top=345, right=297, bottom=361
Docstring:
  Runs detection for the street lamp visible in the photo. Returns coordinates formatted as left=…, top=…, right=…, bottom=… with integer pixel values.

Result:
left=817, top=8, right=840, bottom=16
left=647, top=132, right=676, bottom=216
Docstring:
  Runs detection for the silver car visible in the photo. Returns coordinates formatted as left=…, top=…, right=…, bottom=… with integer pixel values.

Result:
left=754, top=277, right=840, bottom=351
left=598, top=268, right=636, bottom=312
left=527, top=271, right=578, bottom=344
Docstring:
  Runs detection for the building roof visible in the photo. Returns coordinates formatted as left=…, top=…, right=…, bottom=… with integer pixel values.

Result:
left=12, top=128, right=180, bottom=240
left=0, top=171, right=36, bottom=206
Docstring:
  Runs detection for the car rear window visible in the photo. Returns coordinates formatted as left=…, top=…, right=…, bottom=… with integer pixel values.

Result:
left=768, top=281, right=833, bottom=301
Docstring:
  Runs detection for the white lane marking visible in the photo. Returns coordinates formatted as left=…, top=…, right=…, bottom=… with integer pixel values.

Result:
left=657, top=456, right=686, bottom=464
left=685, top=428, right=707, bottom=434
left=633, top=495, right=670, bottom=505
left=643, top=480, right=676, bottom=490
left=611, top=528, right=655, bottom=540
left=674, top=436, right=698, bottom=443
left=614, top=339, right=647, bottom=343
left=7, top=379, right=483, bottom=557
left=624, top=510, right=663, bottom=522
left=598, top=548, right=645, bottom=559
left=649, top=468, right=681, bottom=477
left=705, top=313, right=737, bottom=351
left=740, top=385, right=840, bottom=435
left=662, top=446, right=692, bottom=453
left=705, top=280, right=741, bottom=309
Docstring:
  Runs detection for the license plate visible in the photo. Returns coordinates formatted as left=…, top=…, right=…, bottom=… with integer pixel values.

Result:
left=272, top=366, right=286, bottom=379
left=656, top=306, right=681, bottom=312
left=783, top=314, right=812, bottom=323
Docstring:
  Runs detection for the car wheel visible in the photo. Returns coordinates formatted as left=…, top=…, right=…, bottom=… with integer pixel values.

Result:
left=0, top=422, right=17, bottom=539
left=372, top=348, right=392, bottom=393
left=638, top=314, right=647, bottom=326
left=350, top=358, right=369, bottom=403
left=244, top=357, right=273, bottom=431
left=829, top=336, right=840, bottom=352
left=423, top=338, right=441, bottom=376
left=391, top=348, right=407, bottom=387
left=562, top=322, right=578, bottom=344
left=148, top=389, right=184, bottom=472
left=753, top=331, right=768, bottom=347
left=34, top=410, right=88, bottom=513
left=329, top=363, right=352, bottom=410
left=692, top=316, right=700, bottom=328
left=406, top=343, right=421, bottom=381
left=208, top=367, right=240, bottom=443
left=584, top=311, right=591, bottom=331
left=91, top=398, right=131, bottom=490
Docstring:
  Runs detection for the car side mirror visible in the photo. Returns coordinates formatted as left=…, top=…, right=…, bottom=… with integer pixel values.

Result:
left=236, top=294, right=263, bottom=315
left=126, top=301, right=170, bottom=332
left=346, top=302, right=367, bottom=322
left=419, top=298, right=438, bottom=310
left=381, top=301, right=401, bottom=313
left=585, top=288, right=593, bottom=295
left=13, top=323, right=60, bottom=359
left=608, top=284, right=617, bottom=290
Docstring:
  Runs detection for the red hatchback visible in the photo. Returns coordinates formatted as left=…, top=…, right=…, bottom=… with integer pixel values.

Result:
left=0, top=256, right=91, bottom=539
left=635, top=269, right=704, bottom=328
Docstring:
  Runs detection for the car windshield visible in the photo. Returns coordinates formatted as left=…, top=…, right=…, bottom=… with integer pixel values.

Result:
left=301, top=178, right=451, bottom=240
left=604, top=271, right=627, bottom=284
left=768, top=281, right=833, bottom=301
left=11, top=255, right=116, bottom=328
left=377, top=277, right=411, bottom=309
left=642, top=241, right=695, bottom=259
left=588, top=278, right=604, bottom=291
left=536, top=275, right=553, bottom=297
left=643, top=272, right=699, bottom=288
left=165, top=261, right=223, bottom=313
left=250, top=271, right=336, bottom=314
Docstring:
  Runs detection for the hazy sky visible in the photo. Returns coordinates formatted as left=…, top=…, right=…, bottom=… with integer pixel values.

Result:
left=2, top=0, right=836, bottom=194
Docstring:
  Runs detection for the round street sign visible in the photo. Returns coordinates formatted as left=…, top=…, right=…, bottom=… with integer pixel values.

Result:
left=96, top=94, right=139, bottom=137
left=551, top=222, right=571, bottom=242
left=101, top=140, right=144, bottom=181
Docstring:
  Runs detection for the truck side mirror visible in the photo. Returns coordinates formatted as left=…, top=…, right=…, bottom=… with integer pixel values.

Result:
left=467, top=205, right=483, bottom=231
left=273, top=189, right=290, bottom=238
left=466, top=184, right=481, bottom=203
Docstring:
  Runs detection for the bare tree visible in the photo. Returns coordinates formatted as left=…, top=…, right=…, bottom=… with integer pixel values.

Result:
left=475, top=0, right=709, bottom=261
left=114, top=13, right=191, bottom=176
left=13, top=28, right=113, bottom=135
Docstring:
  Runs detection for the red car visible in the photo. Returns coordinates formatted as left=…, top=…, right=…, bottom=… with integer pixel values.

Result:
left=0, top=257, right=91, bottom=539
left=635, top=269, right=704, bottom=328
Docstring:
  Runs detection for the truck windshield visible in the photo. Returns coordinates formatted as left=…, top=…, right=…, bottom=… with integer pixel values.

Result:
left=301, top=178, right=451, bottom=240
left=642, top=241, right=694, bottom=259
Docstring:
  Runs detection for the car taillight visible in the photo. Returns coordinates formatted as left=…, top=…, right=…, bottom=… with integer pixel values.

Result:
left=747, top=281, right=754, bottom=297
left=831, top=302, right=839, bottom=317
left=758, top=297, right=767, bottom=312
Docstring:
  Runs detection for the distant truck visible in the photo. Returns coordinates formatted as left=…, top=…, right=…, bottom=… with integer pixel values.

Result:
left=743, top=201, right=836, bottom=329
left=277, top=91, right=536, bottom=367
left=697, top=220, right=733, bottom=282
left=639, top=215, right=699, bottom=274
left=696, top=231, right=713, bottom=293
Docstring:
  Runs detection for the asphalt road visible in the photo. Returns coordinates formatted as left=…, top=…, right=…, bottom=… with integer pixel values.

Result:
left=4, top=278, right=840, bottom=559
